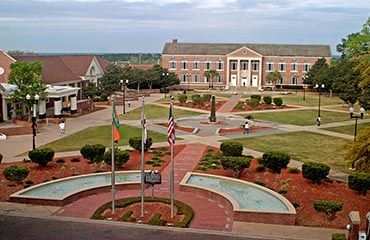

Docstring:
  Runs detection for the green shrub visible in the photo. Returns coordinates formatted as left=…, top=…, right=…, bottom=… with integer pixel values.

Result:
left=103, top=147, right=130, bottom=168
left=263, top=96, right=272, bottom=104
left=56, top=159, right=65, bottom=163
left=248, top=98, right=260, bottom=107
left=278, top=189, right=288, bottom=194
left=220, top=142, right=243, bottom=156
left=273, top=97, right=283, bottom=106
left=100, top=93, right=108, bottom=101
left=261, top=151, right=290, bottom=173
left=0, top=153, right=3, bottom=163
left=177, top=93, right=187, bottom=104
left=288, top=167, right=300, bottom=173
left=221, top=156, right=252, bottom=178
left=250, top=95, right=261, bottom=102
left=255, top=165, right=265, bottom=172
left=313, top=200, right=343, bottom=220
left=191, top=94, right=203, bottom=106
left=3, top=165, right=29, bottom=182
left=332, top=233, right=346, bottom=240
left=202, top=94, right=211, bottom=102
left=348, top=173, right=370, bottom=195
left=71, top=158, right=80, bottom=162
left=128, top=137, right=153, bottom=152
left=80, top=144, right=106, bottom=162
left=302, top=162, right=330, bottom=184
left=254, top=180, right=266, bottom=186
left=120, top=210, right=136, bottom=222
left=28, top=148, right=55, bottom=167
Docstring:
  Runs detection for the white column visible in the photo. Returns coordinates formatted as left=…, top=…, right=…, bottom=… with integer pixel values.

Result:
left=70, top=95, right=77, bottom=114
left=225, top=57, right=230, bottom=89
left=54, top=99, right=62, bottom=118
left=258, top=58, right=263, bottom=90
left=237, top=59, right=240, bottom=88
left=248, top=60, right=252, bottom=87
left=39, top=100, right=46, bottom=119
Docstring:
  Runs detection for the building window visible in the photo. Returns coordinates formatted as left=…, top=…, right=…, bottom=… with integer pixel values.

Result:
left=216, top=75, right=223, bottom=83
left=278, top=77, right=285, bottom=85
left=230, top=60, right=237, bottom=70
left=252, top=60, right=259, bottom=71
left=204, top=76, right=209, bottom=83
left=291, top=61, right=298, bottom=72
left=216, top=61, right=224, bottom=70
left=181, top=60, right=188, bottom=70
left=241, top=60, right=248, bottom=70
left=303, top=61, right=310, bottom=72
left=193, top=61, right=200, bottom=70
left=266, top=62, right=273, bottom=72
left=291, top=76, right=298, bottom=85
left=205, top=61, right=212, bottom=70
left=181, top=74, right=187, bottom=83
left=278, top=60, right=286, bottom=72
left=169, top=60, right=176, bottom=70
left=194, top=74, right=200, bottom=82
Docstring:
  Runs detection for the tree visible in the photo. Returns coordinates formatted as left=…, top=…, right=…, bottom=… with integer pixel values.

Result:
left=313, top=200, right=343, bottom=220
left=8, top=61, right=47, bottom=120
left=265, top=71, right=282, bottom=86
left=221, top=156, right=252, bottom=178
left=99, top=63, right=126, bottom=96
left=342, top=126, right=370, bottom=173
left=83, top=82, right=98, bottom=99
left=330, top=59, right=361, bottom=105
left=204, top=69, right=220, bottom=89
left=305, top=58, right=331, bottom=88
left=336, top=17, right=370, bottom=59
left=146, top=65, right=179, bottom=89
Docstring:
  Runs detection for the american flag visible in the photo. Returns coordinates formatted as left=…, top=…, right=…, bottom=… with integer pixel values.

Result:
left=167, top=101, right=175, bottom=145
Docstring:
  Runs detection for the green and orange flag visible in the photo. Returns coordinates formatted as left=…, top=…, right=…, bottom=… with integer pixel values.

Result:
left=112, top=102, right=120, bottom=143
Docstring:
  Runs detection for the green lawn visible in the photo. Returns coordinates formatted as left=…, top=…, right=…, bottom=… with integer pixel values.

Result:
left=226, top=131, right=349, bottom=173
left=41, top=124, right=168, bottom=152
left=323, top=122, right=370, bottom=135
left=122, top=104, right=204, bottom=120
left=274, top=92, right=343, bottom=107
left=239, top=109, right=349, bottom=126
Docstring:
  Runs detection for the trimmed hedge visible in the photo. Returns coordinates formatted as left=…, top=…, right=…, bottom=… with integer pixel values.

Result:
left=28, top=148, right=55, bottom=167
left=250, top=95, right=261, bottom=102
left=129, top=137, right=153, bottom=152
left=263, top=96, right=272, bottom=104
left=103, top=147, right=130, bottom=168
left=220, top=142, right=243, bottom=156
left=313, top=200, right=343, bottom=220
left=3, top=165, right=29, bottom=182
left=177, top=93, right=187, bottom=104
left=80, top=144, right=106, bottom=162
left=348, top=173, right=370, bottom=195
left=302, top=162, right=330, bottom=184
left=221, top=156, right=252, bottom=178
left=261, top=151, right=290, bottom=173
left=91, top=197, right=194, bottom=228
left=273, top=97, right=283, bottom=106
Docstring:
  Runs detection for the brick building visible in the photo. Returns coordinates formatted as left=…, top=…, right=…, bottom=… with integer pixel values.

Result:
left=161, top=39, right=331, bottom=90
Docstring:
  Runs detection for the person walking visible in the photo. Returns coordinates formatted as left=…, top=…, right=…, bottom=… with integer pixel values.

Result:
left=317, top=116, right=321, bottom=126
left=59, top=120, right=66, bottom=135
left=243, top=121, right=249, bottom=134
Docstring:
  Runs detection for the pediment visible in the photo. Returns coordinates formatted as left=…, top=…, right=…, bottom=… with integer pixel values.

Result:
left=227, top=46, right=262, bottom=58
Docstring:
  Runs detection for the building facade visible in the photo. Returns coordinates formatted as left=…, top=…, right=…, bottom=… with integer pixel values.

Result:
left=162, top=39, right=331, bottom=90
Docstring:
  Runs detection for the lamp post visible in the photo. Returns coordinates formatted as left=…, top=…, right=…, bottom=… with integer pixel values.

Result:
left=162, top=72, right=169, bottom=98
left=120, top=79, right=129, bottom=114
left=302, top=76, right=306, bottom=101
left=26, top=93, right=40, bottom=150
left=349, top=106, right=365, bottom=141
left=315, top=83, right=325, bottom=126
left=187, top=73, right=191, bottom=92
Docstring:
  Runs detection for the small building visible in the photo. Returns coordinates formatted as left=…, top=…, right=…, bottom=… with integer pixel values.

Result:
left=161, top=39, right=331, bottom=90
left=0, top=51, right=110, bottom=122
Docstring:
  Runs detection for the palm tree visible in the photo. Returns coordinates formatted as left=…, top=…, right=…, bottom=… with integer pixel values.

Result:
left=204, top=69, right=220, bottom=89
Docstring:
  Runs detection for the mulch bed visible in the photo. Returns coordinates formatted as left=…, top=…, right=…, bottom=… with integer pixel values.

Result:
left=154, top=123, right=195, bottom=133
left=231, top=102, right=299, bottom=112
left=218, top=125, right=271, bottom=134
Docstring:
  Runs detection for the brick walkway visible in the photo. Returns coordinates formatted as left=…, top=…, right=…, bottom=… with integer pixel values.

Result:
left=54, top=143, right=233, bottom=231
left=217, top=93, right=242, bottom=113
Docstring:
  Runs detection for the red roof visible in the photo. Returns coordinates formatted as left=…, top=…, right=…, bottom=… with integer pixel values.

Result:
left=14, top=55, right=110, bottom=84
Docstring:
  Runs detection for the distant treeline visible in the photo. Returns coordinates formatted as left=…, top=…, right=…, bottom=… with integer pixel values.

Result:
left=6, top=50, right=162, bottom=64
left=98, top=53, right=162, bottom=64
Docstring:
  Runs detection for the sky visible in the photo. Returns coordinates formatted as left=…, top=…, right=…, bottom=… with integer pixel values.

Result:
left=0, top=0, right=369, bottom=54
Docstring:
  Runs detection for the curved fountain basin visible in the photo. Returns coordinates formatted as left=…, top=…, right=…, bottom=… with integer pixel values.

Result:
left=10, top=171, right=141, bottom=206
left=180, top=172, right=296, bottom=225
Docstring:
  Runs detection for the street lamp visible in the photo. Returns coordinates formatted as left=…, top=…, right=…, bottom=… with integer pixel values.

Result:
left=26, top=93, right=40, bottom=150
left=302, top=76, right=306, bottom=101
left=315, top=83, right=325, bottom=126
left=120, top=79, right=129, bottom=114
left=162, top=72, right=169, bottom=98
left=349, top=106, right=365, bottom=141
left=187, top=73, right=191, bottom=92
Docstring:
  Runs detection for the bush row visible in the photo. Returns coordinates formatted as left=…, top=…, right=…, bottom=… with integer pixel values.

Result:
left=246, top=95, right=283, bottom=106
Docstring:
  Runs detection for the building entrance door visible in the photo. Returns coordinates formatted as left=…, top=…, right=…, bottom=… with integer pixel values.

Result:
left=230, top=75, right=237, bottom=86
left=252, top=75, right=258, bottom=87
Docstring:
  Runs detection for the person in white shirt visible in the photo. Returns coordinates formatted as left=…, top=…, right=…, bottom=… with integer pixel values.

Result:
left=59, top=120, right=66, bottom=135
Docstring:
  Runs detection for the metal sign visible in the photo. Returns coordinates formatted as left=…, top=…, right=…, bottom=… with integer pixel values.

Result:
left=144, top=170, right=161, bottom=185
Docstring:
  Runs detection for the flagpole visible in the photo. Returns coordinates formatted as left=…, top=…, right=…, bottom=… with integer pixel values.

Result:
left=141, top=96, right=145, bottom=217
left=170, top=98, right=175, bottom=219
left=111, top=96, right=116, bottom=214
